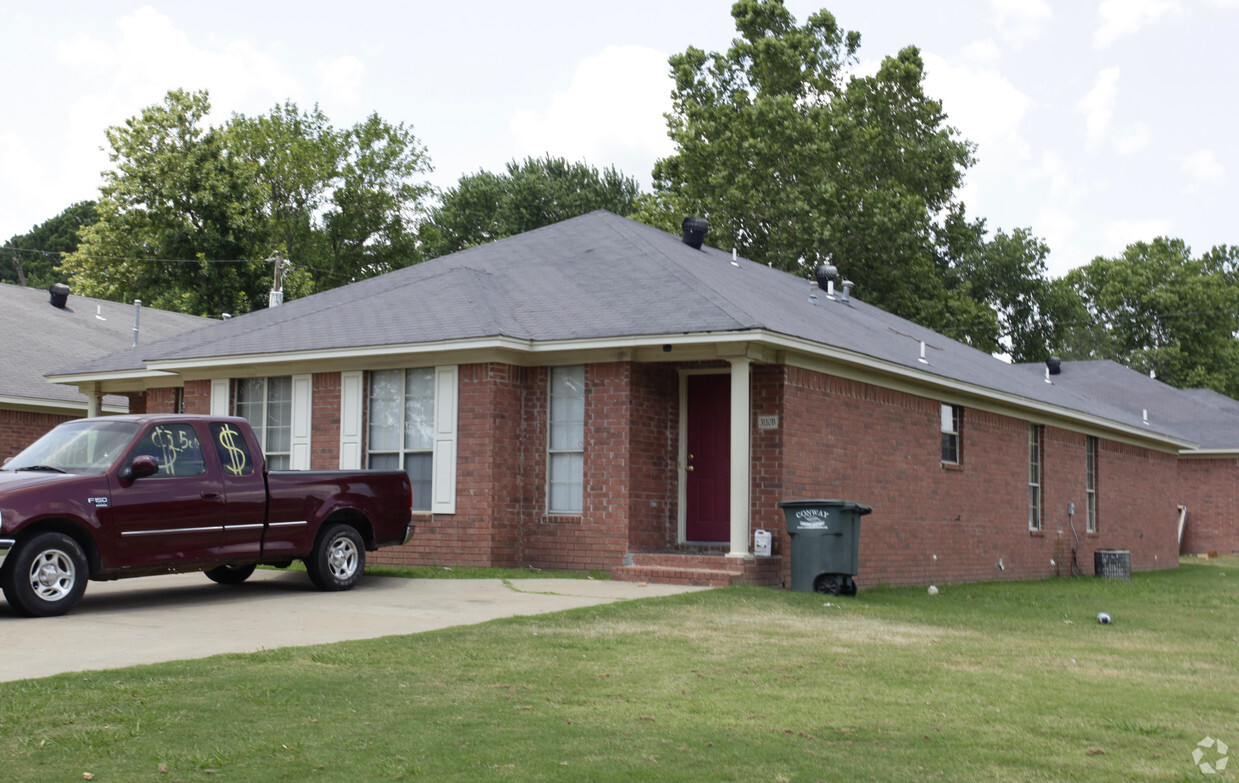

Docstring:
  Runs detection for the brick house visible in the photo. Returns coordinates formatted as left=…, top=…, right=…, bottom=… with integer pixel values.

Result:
left=48, top=212, right=1239, bottom=587
left=0, top=282, right=209, bottom=461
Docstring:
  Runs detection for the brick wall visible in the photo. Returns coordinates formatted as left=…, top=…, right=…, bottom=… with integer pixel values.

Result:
left=778, top=365, right=1180, bottom=587
left=310, top=373, right=342, bottom=469
left=0, top=409, right=76, bottom=461
left=183, top=379, right=213, bottom=414
left=1175, top=459, right=1238, bottom=556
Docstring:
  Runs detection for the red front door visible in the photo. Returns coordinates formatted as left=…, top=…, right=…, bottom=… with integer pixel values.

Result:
left=686, top=373, right=730, bottom=542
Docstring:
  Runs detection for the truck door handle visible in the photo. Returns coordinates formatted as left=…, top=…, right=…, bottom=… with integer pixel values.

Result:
left=201, top=491, right=221, bottom=501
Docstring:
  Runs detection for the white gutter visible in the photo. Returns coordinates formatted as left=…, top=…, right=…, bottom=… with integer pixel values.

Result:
left=44, top=327, right=1198, bottom=451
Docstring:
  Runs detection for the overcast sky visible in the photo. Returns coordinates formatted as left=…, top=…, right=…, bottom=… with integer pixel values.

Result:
left=1, top=0, right=1234, bottom=278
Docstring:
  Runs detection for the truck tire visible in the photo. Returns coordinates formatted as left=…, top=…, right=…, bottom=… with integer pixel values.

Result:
left=204, top=564, right=257, bottom=585
left=1, top=532, right=90, bottom=617
left=305, top=523, right=365, bottom=591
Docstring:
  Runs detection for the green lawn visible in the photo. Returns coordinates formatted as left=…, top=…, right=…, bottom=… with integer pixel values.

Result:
left=2, top=558, right=1235, bottom=781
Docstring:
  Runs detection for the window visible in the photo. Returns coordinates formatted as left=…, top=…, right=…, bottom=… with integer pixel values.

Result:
left=210, top=422, right=255, bottom=477
left=1028, top=424, right=1044, bottom=531
left=1085, top=436, right=1098, bottom=533
left=941, top=404, right=962, bottom=464
left=548, top=365, right=585, bottom=513
left=368, top=368, right=435, bottom=511
left=235, top=377, right=293, bottom=469
left=134, top=423, right=206, bottom=477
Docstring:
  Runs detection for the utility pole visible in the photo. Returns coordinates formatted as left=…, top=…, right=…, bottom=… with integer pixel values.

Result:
left=268, top=252, right=284, bottom=308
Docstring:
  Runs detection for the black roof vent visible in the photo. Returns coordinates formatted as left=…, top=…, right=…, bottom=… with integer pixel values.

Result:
left=49, top=283, right=70, bottom=309
left=815, top=263, right=838, bottom=291
left=1046, top=356, right=1062, bottom=375
left=681, top=217, right=708, bottom=250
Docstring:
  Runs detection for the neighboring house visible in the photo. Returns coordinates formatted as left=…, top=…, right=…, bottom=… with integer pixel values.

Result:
left=48, top=212, right=1239, bottom=587
left=1011, top=359, right=1239, bottom=558
left=0, top=282, right=211, bottom=460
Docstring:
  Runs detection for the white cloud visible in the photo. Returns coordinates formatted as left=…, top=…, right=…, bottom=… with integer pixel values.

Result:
left=1027, top=150, right=1089, bottom=206
left=1095, top=0, right=1182, bottom=48
left=1181, top=149, right=1224, bottom=189
left=1113, top=123, right=1151, bottom=155
left=1034, top=207, right=1084, bottom=277
left=991, top=0, right=1053, bottom=45
left=1101, top=218, right=1174, bottom=251
left=1077, top=67, right=1120, bottom=149
left=315, top=56, right=366, bottom=111
left=922, top=53, right=1034, bottom=166
left=961, top=39, right=1002, bottom=64
left=509, top=45, right=674, bottom=185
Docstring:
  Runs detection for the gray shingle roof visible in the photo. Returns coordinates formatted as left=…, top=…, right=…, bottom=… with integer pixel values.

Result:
left=0, top=282, right=211, bottom=408
left=47, top=211, right=1239, bottom=448
left=1012, top=360, right=1239, bottom=450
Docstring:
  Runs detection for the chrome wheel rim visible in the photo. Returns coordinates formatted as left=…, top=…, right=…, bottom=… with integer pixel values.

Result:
left=326, top=536, right=359, bottom=580
left=28, top=548, right=77, bottom=602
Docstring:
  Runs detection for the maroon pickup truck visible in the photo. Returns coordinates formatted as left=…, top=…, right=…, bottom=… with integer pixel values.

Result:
left=0, top=414, right=413, bottom=616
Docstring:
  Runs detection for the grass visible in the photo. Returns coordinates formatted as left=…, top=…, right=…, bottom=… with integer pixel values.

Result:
left=1, top=558, right=1236, bottom=781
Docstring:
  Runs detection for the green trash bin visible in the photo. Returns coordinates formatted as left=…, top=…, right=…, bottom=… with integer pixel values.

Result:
left=779, top=499, right=872, bottom=595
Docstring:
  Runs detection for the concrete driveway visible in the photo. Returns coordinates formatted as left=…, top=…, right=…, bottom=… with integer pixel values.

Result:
left=0, top=571, right=708, bottom=682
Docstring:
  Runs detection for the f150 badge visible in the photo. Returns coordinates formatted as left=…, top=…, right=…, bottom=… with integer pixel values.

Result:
left=88, top=497, right=109, bottom=508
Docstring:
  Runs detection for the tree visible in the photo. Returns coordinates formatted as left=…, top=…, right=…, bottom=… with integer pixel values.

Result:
left=230, top=105, right=433, bottom=290
left=648, top=1, right=1055, bottom=353
left=1059, top=238, right=1239, bottom=396
left=1, top=201, right=98, bottom=289
left=421, top=155, right=642, bottom=259
left=64, top=90, right=268, bottom=316
left=63, top=91, right=434, bottom=314
left=320, top=113, right=433, bottom=283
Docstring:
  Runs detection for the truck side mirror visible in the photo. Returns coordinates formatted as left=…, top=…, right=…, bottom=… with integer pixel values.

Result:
left=121, top=455, right=160, bottom=481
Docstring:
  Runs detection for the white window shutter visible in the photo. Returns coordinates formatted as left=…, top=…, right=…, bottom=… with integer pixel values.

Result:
left=290, top=373, right=313, bottom=470
left=210, top=379, right=230, bottom=416
left=431, top=365, right=458, bottom=514
left=339, top=371, right=364, bottom=469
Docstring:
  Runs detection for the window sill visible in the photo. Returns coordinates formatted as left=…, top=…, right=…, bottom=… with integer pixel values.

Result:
left=1029, top=528, right=1046, bottom=537
left=542, top=514, right=582, bottom=525
left=940, top=462, right=963, bottom=472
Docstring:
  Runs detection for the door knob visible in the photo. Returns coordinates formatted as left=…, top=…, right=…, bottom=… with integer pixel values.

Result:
left=686, top=465, right=694, bottom=472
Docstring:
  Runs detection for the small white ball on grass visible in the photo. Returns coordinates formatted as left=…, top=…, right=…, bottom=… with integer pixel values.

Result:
left=927, top=585, right=938, bottom=595
left=1097, top=612, right=1112, bottom=624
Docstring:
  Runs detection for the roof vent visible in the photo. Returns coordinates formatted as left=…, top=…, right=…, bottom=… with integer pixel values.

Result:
left=49, top=283, right=70, bottom=309
left=681, top=217, right=708, bottom=250
left=1046, top=356, right=1062, bottom=376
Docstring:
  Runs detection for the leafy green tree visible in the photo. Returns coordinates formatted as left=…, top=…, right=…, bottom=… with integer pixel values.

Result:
left=422, top=155, right=642, bottom=259
left=64, top=89, right=268, bottom=316
left=648, top=0, right=1056, bottom=353
left=228, top=101, right=340, bottom=283
left=1, top=201, right=98, bottom=289
left=230, top=105, right=433, bottom=290
left=1060, top=238, right=1239, bottom=396
left=320, top=113, right=433, bottom=283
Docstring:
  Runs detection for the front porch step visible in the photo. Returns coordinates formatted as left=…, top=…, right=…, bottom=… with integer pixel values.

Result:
left=612, top=552, right=784, bottom=588
left=612, top=564, right=744, bottom=587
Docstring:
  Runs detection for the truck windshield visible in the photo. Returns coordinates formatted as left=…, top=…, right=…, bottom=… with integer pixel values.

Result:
left=2, top=420, right=141, bottom=474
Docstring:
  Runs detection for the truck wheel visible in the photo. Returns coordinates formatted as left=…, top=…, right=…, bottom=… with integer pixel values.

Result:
left=305, top=524, right=365, bottom=591
left=204, top=564, right=256, bottom=585
left=1, top=532, right=89, bottom=617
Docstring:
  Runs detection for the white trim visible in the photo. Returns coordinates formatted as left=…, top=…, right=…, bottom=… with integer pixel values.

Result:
left=55, top=327, right=1198, bottom=452
left=431, top=365, right=458, bottom=514
left=209, top=379, right=230, bottom=416
left=0, top=395, right=125, bottom=415
left=290, top=373, right=312, bottom=470
left=339, top=371, right=364, bottom=470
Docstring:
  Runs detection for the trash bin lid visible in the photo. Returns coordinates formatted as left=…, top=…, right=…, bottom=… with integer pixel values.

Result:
left=778, top=499, right=872, bottom=515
